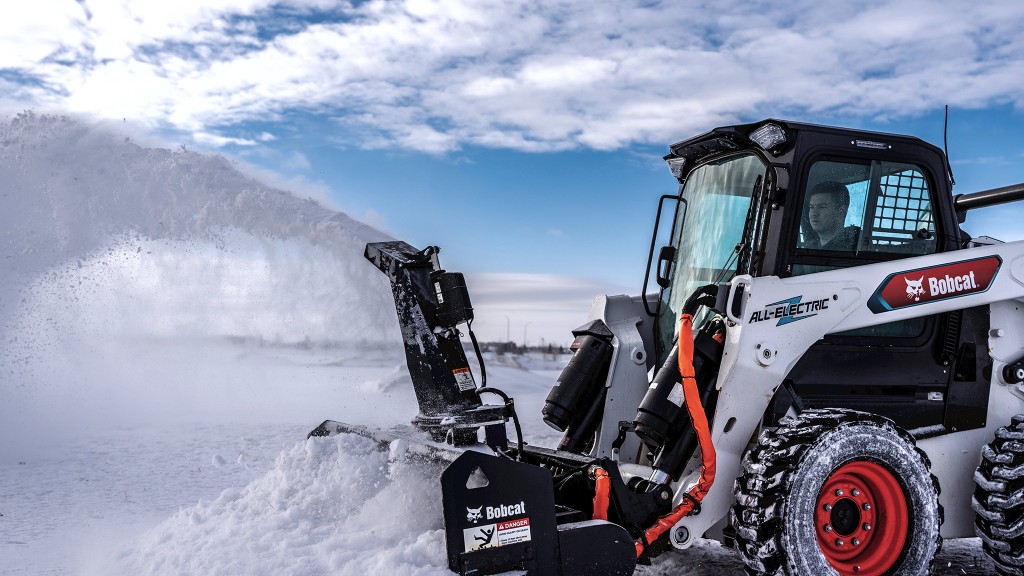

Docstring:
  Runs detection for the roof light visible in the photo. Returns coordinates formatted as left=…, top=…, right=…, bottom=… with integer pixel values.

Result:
left=666, top=157, right=687, bottom=181
left=750, top=123, right=787, bottom=151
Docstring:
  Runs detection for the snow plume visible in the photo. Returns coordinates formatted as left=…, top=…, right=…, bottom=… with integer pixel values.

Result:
left=113, top=433, right=451, bottom=576
left=0, top=112, right=398, bottom=346
left=0, top=112, right=403, bottom=445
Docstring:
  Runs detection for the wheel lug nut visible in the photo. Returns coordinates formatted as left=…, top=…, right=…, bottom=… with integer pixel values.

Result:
left=862, top=503, right=871, bottom=511
left=835, top=489, right=844, bottom=496
left=824, top=524, right=833, bottom=532
left=852, top=538, right=861, bottom=546
left=835, top=538, right=844, bottom=546
left=851, top=489, right=860, bottom=496
left=823, top=504, right=832, bottom=511
left=863, top=523, right=872, bottom=531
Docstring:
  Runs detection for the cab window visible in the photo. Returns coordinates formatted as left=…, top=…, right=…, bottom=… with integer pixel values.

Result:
left=797, top=160, right=937, bottom=256
left=792, top=159, right=939, bottom=339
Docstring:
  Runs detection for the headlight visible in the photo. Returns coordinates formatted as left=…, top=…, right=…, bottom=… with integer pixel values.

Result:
left=749, top=123, right=787, bottom=151
left=666, top=157, right=687, bottom=181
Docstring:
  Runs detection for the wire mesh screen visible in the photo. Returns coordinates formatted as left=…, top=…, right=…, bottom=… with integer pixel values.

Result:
left=867, top=168, right=934, bottom=253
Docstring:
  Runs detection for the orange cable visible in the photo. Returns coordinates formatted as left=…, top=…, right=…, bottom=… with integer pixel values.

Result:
left=592, top=467, right=610, bottom=521
left=635, top=313, right=718, bottom=557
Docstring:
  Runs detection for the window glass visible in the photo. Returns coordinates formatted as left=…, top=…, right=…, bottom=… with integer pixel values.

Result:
left=793, top=159, right=937, bottom=339
left=656, top=153, right=766, bottom=359
left=798, top=160, right=936, bottom=255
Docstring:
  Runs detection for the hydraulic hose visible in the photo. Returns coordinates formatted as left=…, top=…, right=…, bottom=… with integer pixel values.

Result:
left=476, top=387, right=525, bottom=460
left=682, top=283, right=719, bottom=317
left=635, top=310, right=718, bottom=557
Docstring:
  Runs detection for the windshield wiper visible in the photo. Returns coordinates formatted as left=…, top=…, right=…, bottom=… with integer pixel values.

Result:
left=717, top=175, right=764, bottom=283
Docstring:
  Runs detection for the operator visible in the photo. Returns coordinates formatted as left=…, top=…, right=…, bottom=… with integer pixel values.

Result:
left=802, top=180, right=860, bottom=250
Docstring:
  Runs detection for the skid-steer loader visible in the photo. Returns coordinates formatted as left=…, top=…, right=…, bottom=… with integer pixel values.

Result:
left=312, top=119, right=1024, bottom=576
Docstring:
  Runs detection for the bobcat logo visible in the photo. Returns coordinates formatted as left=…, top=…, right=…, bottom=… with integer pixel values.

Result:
left=466, top=506, right=483, bottom=523
left=905, top=276, right=925, bottom=301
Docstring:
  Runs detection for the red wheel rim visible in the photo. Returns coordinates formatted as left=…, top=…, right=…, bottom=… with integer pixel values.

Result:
left=814, top=461, right=909, bottom=576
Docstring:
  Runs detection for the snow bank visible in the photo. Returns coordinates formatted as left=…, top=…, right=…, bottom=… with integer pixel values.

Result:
left=113, top=433, right=451, bottom=576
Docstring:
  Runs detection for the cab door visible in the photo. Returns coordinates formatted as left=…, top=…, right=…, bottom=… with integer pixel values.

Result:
left=780, top=157, right=990, bottom=434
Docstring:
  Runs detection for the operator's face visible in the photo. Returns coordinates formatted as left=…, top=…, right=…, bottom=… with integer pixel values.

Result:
left=808, top=193, right=845, bottom=234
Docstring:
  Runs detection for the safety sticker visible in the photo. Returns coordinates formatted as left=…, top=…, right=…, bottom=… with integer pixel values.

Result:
left=463, top=517, right=532, bottom=552
left=867, top=255, right=1001, bottom=313
left=453, top=367, right=476, bottom=391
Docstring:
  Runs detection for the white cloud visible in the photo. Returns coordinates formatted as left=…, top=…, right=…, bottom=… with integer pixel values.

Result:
left=4, top=0, right=1024, bottom=153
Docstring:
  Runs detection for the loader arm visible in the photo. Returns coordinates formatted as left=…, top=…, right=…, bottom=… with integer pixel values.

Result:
left=667, top=240, right=1024, bottom=548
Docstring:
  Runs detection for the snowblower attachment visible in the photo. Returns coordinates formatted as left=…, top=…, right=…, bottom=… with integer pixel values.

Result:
left=307, top=240, right=646, bottom=575
left=310, top=240, right=508, bottom=444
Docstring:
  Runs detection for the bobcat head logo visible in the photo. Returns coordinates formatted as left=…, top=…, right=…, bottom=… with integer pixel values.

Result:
left=466, top=506, right=483, bottom=523
left=905, top=276, right=925, bottom=301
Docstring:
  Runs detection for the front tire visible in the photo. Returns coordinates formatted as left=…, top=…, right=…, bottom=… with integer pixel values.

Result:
left=730, top=409, right=942, bottom=576
left=974, top=415, right=1024, bottom=575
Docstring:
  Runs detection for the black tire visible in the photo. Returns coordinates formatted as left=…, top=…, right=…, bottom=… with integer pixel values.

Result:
left=974, top=414, right=1024, bottom=576
left=730, top=408, right=942, bottom=576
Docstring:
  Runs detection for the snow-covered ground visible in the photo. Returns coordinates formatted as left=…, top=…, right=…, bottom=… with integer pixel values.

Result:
left=0, top=343, right=1000, bottom=576
left=0, top=115, right=1001, bottom=575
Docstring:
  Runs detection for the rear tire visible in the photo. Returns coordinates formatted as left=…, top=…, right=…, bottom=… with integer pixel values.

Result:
left=974, top=414, right=1024, bottom=576
left=730, top=408, right=942, bottom=576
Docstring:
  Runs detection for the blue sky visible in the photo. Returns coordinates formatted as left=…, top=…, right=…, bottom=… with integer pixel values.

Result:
left=4, top=0, right=1024, bottom=343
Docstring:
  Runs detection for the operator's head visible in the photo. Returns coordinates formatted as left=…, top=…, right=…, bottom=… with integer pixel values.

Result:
left=807, top=181, right=850, bottom=240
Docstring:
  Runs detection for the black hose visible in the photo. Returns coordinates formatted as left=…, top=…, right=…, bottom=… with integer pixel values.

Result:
left=682, top=284, right=719, bottom=316
left=467, top=320, right=487, bottom=389
left=477, top=386, right=525, bottom=460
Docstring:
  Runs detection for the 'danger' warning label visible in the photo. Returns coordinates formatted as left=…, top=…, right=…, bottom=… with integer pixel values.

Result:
left=462, top=517, right=532, bottom=552
left=453, top=367, right=476, bottom=391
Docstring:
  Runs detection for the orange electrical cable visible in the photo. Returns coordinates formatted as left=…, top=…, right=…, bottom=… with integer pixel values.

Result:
left=592, top=467, right=610, bottom=521
left=635, top=313, right=718, bottom=557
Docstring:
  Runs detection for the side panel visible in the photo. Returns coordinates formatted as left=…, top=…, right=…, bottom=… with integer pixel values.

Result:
left=784, top=305, right=992, bottom=435
left=921, top=299, right=1024, bottom=537
left=587, top=294, right=657, bottom=464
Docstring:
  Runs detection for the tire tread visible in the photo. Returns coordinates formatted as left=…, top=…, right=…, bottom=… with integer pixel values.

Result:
left=730, top=408, right=942, bottom=575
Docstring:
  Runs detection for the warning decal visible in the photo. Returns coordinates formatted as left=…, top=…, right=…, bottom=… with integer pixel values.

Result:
left=462, top=517, right=532, bottom=552
left=867, top=255, right=1001, bottom=313
left=453, top=367, right=476, bottom=391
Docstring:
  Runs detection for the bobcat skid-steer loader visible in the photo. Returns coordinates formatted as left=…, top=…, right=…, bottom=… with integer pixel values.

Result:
left=312, top=119, right=1024, bottom=576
